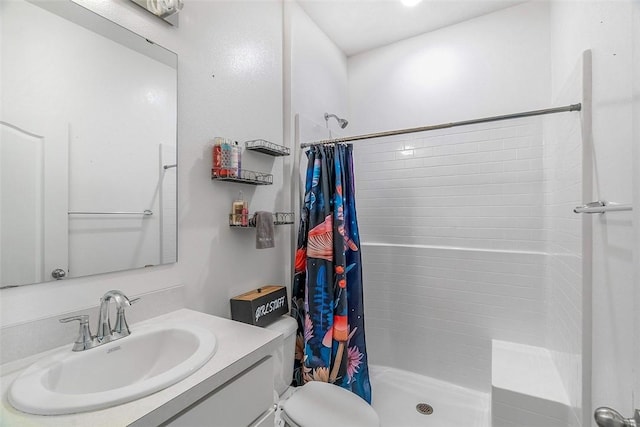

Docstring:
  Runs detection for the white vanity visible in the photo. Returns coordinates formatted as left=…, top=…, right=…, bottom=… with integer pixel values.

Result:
left=0, top=309, right=281, bottom=426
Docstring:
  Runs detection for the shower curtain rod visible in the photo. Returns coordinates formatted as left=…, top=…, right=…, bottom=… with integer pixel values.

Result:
left=300, top=103, right=582, bottom=148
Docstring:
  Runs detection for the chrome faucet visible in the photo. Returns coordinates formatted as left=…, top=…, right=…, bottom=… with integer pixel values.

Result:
left=97, top=290, right=138, bottom=342
left=60, top=290, right=139, bottom=351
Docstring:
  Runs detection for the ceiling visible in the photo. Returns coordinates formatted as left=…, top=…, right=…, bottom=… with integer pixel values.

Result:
left=297, top=0, right=528, bottom=56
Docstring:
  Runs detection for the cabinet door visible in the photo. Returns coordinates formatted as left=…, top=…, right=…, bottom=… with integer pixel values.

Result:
left=165, top=357, right=274, bottom=427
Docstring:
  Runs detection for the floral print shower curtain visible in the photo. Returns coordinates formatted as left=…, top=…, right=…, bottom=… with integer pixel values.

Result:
left=291, top=144, right=372, bottom=403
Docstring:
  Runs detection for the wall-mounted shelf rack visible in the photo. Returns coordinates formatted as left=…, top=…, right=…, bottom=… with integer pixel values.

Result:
left=245, top=139, right=290, bottom=157
left=211, top=168, right=273, bottom=185
left=229, top=212, right=294, bottom=228
left=212, top=139, right=292, bottom=231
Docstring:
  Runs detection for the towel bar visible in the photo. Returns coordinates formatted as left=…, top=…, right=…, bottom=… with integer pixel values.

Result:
left=68, top=210, right=153, bottom=216
left=229, top=212, right=294, bottom=227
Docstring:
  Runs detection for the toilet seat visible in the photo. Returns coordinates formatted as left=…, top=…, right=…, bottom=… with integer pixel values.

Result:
left=281, top=381, right=379, bottom=427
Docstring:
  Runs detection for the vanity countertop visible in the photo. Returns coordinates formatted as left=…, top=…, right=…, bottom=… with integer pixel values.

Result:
left=0, top=308, right=282, bottom=426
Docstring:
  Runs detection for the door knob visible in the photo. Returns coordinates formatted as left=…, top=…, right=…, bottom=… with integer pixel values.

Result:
left=594, top=407, right=640, bottom=427
left=51, top=268, right=66, bottom=279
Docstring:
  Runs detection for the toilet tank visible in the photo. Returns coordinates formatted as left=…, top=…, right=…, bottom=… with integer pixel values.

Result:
left=265, top=315, right=298, bottom=395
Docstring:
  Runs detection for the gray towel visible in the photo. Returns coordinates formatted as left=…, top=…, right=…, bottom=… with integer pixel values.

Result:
left=255, top=211, right=275, bottom=249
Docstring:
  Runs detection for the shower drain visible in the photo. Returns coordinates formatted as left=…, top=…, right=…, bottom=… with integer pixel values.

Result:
left=416, top=403, right=434, bottom=415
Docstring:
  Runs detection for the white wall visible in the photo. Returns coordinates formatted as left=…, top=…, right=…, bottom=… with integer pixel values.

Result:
left=284, top=1, right=349, bottom=277
left=288, top=1, right=348, bottom=136
left=348, top=1, right=550, bottom=135
left=0, top=0, right=287, bottom=327
left=348, top=1, right=552, bottom=393
left=549, top=1, right=636, bottom=423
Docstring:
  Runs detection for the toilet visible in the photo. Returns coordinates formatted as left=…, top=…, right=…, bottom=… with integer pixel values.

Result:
left=266, top=315, right=379, bottom=427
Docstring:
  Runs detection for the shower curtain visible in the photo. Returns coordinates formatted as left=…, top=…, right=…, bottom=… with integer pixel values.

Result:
left=291, top=144, right=372, bottom=403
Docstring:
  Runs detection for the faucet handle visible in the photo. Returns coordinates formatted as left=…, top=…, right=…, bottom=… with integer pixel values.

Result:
left=60, top=315, right=96, bottom=351
left=59, top=314, right=89, bottom=324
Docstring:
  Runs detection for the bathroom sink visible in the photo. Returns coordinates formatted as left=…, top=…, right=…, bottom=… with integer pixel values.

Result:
left=8, top=322, right=217, bottom=415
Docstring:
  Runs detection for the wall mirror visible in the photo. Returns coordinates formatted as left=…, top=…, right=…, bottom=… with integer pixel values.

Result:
left=0, top=0, right=178, bottom=288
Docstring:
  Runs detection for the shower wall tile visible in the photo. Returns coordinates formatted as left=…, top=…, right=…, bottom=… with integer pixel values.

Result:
left=353, top=113, right=583, bottom=406
left=361, top=243, right=546, bottom=393
left=353, top=118, right=549, bottom=392
left=354, top=117, right=545, bottom=253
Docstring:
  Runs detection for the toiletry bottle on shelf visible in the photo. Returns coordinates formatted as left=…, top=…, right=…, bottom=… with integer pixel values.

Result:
left=231, top=141, right=239, bottom=178
left=232, top=192, right=245, bottom=226
left=220, top=138, right=232, bottom=177
left=213, top=137, right=223, bottom=177
left=241, top=200, right=248, bottom=226
left=235, top=141, right=242, bottom=179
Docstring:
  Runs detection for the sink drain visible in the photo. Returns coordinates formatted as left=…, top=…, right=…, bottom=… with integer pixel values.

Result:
left=416, top=403, right=433, bottom=415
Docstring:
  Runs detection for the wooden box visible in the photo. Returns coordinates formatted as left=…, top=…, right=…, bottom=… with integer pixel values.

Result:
left=230, top=285, right=288, bottom=327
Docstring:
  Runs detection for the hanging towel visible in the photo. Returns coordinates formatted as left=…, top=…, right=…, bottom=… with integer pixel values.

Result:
left=255, top=211, right=275, bottom=249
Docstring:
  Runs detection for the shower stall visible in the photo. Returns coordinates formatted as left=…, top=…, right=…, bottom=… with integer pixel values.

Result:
left=295, top=93, right=587, bottom=426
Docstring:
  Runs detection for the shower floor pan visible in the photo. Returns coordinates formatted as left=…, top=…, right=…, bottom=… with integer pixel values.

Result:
left=369, top=365, right=490, bottom=427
